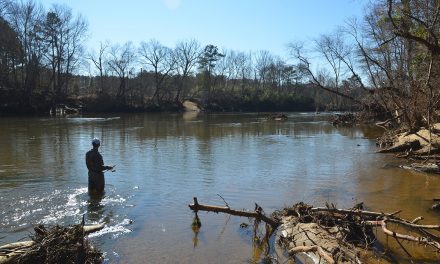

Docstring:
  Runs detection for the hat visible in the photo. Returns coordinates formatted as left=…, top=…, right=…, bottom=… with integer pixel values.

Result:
left=92, top=138, right=101, bottom=145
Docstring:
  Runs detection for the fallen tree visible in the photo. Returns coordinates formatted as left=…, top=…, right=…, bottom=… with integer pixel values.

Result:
left=189, top=197, right=440, bottom=263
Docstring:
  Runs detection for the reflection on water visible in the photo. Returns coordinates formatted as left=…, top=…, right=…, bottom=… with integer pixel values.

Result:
left=0, top=113, right=439, bottom=263
left=88, top=192, right=106, bottom=223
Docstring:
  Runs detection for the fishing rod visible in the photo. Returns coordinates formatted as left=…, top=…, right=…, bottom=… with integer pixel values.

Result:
left=104, top=164, right=116, bottom=173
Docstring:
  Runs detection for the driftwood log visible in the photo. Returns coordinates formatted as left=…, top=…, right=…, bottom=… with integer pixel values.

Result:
left=188, top=197, right=278, bottom=227
left=189, top=197, right=440, bottom=263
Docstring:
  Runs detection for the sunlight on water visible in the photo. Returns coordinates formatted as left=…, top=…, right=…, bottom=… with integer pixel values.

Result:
left=0, top=186, right=133, bottom=242
left=88, top=218, right=132, bottom=239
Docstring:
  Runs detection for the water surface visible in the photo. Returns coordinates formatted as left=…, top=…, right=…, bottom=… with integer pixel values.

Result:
left=0, top=113, right=439, bottom=263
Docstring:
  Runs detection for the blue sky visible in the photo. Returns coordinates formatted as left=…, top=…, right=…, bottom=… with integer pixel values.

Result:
left=42, top=0, right=368, bottom=57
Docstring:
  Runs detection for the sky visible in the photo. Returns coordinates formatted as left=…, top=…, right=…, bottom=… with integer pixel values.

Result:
left=40, top=0, right=368, bottom=57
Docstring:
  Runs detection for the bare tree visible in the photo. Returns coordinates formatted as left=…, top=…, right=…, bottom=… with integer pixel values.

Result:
left=232, top=51, right=252, bottom=96
left=139, top=39, right=175, bottom=103
left=254, top=50, right=274, bottom=91
left=6, top=0, right=45, bottom=98
left=173, top=39, right=200, bottom=101
left=42, top=4, right=87, bottom=97
left=383, top=0, right=440, bottom=130
left=87, top=41, right=109, bottom=94
left=0, top=0, right=10, bottom=16
left=63, top=12, right=87, bottom=95
left=0, top=13, right=22, bottom=90
left=215, top=49, right=234, bottom=92
left=107, top=42, right=136, bottom=104
left=288, top=42, right=363, bottom=105
left=314, top=33, right=348, bottom=108
left=341, top=0, right=440, bottom=130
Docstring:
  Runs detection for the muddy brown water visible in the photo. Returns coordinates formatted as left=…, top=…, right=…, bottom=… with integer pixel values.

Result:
left=0, top=112, right=438, bottom=263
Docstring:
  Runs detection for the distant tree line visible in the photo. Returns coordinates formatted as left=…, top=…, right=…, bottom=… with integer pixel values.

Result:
left=0, top=0, right=359, bottom=114
left=2, top=0, right=440, bottom=131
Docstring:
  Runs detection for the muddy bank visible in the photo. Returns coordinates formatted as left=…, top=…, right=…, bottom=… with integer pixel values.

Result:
left=376, top=123, right=440, bottom=174
left=377, top=124, right=440, bottom=154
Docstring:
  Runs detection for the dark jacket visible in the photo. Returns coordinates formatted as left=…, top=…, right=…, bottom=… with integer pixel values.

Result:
left=86, top=148, right=106, bottom=173
left=86, top=148, right=107, bottom=192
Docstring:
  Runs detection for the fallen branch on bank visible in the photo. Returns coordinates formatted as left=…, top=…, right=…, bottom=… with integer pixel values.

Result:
left=189, top=197, right=440, bottom=263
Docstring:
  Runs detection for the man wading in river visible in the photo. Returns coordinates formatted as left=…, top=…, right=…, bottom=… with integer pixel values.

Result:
left=86, top=138, right=114, bottom=193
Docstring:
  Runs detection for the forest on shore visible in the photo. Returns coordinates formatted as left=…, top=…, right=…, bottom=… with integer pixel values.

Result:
left=1, top=0, right=440, bottom=134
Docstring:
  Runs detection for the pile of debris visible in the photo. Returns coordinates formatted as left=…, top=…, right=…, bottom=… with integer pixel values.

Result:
left=329, top=113, right=360, bottom=126
left=189, top=197, right=440, bottom=264
left=0, top=223, right=104, bottom=264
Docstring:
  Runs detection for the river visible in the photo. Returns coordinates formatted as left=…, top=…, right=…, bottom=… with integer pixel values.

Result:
left=0, top=112, right=439, bottom=263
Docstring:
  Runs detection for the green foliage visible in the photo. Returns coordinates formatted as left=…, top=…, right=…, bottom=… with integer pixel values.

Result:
left=410, top=25, right=428, bottom=39
left=197, top=44, right=224, bottom=73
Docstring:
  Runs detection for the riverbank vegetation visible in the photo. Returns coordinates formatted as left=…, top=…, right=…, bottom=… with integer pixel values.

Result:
left=2, top=0, right=439, bottom=131
left=3, top=0, right=430, bottom=116
left=2, top=0, right=440, bottom=165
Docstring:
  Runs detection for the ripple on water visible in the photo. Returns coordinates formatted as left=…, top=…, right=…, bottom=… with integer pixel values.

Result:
left=88, top=218, right=132, bottom=239
left=0, top=187, right=132, bottom=241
